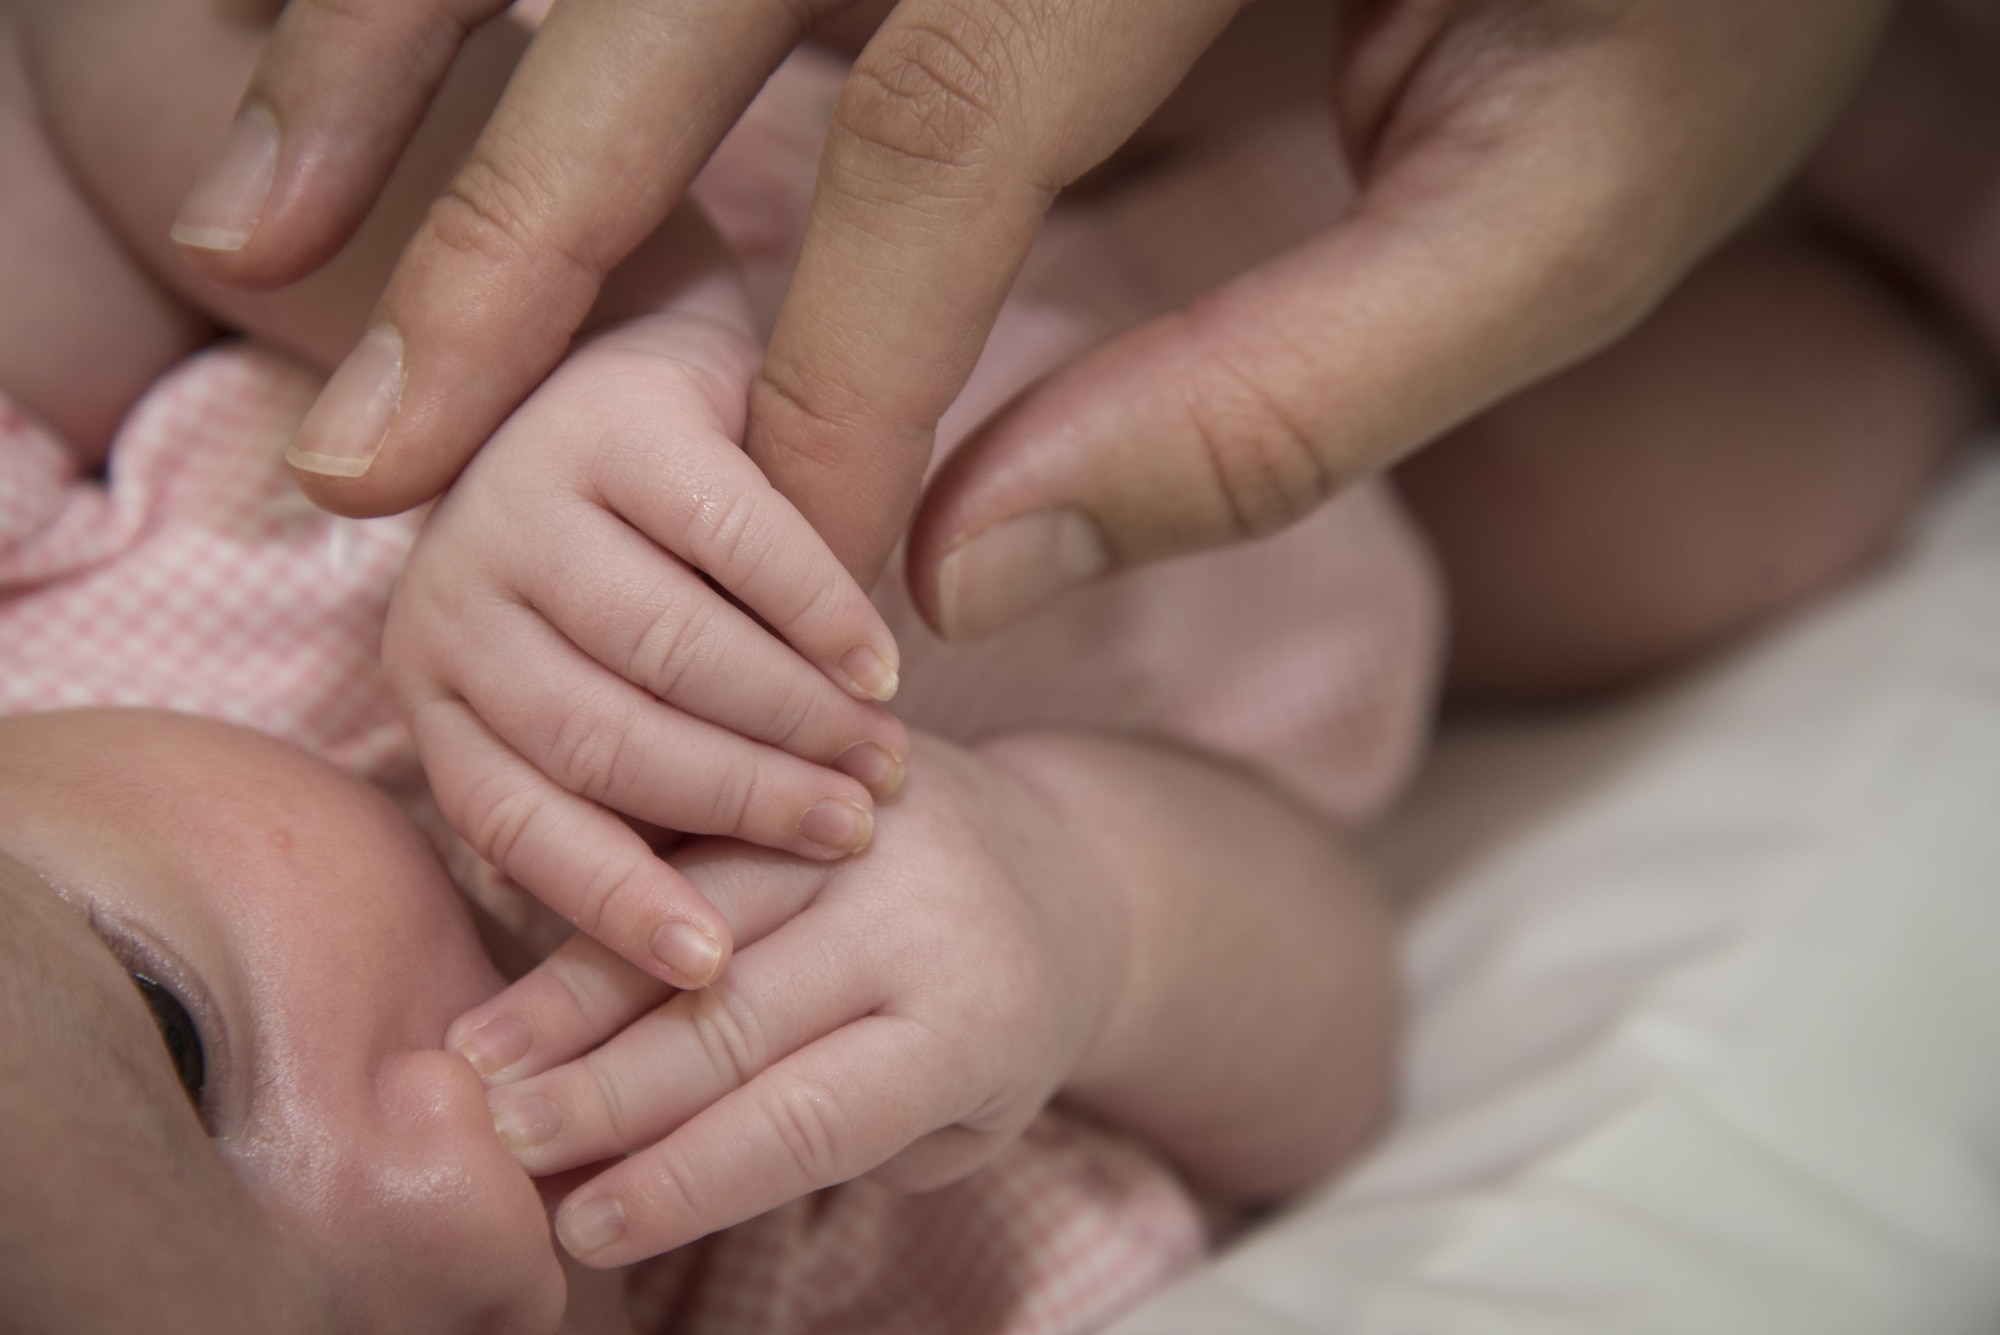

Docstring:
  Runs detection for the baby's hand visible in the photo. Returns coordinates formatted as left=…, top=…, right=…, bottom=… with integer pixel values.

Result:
left=446, top=734, right=1126, bottom=1267
left=385, top=273, right=908, bottom=991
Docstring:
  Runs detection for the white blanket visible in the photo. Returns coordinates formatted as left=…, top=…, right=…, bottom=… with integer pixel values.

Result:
left=1114, top=446, right=2000, bottom=1334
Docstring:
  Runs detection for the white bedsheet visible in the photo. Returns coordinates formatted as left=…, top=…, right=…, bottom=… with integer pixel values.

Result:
left=1112, top=446, right=2000, bottom=1334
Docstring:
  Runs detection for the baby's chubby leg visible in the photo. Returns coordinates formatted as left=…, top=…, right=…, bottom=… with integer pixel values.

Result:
left=1397, top=225, right=1985, bottom=698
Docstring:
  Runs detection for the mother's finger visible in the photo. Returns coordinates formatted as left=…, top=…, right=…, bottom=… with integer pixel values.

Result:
left=281, top=0, right=808, bottom=516
left=907, top=0, right=1892, bottom=639
left=748, top=0, right=1243, bottom=580
left=173, top=0, right=509, bottom=282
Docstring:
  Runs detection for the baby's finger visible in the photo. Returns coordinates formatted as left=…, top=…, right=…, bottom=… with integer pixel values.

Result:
left=447, top=602, right=879, bottom=860
left=452, top=932, right=666, bottom=1085
left=554, top=1016, right=955, bottom=1266
left=523, top=506, right=906, bottom=794
left=586, top=369, right=902, bottom=704
left=408, top=696, right=731, bottom=989
left=448, top=845, right=831, bottom=1085
left=485, top=900, right=885, bottom=1175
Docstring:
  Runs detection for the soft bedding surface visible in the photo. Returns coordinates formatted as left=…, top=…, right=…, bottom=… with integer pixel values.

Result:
left=1112, top=447, right=2000, bottom=1335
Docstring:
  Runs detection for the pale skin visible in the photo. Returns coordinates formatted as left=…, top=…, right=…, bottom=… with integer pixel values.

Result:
left=0, top=0, right=1396, bottom=1287
left=0, top=712, right=570, bottom=1333
left=8, top=0, right=1998, bottom=1296
left=0, top=712, right=1390, bottom=1327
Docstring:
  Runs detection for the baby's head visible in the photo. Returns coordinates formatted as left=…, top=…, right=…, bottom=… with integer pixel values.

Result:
left=0, top=710, right=566, bottom=1332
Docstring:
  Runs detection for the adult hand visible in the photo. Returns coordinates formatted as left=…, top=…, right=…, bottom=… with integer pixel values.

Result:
left=904, top=0, right=1896, bottom=641
left=173, top=0, right=1248, bottom=580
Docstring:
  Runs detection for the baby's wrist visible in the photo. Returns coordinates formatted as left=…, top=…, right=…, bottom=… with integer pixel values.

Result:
left=965, top=730, right=1147, bottom=1095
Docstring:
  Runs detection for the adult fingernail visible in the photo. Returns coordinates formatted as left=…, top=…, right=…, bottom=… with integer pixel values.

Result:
left=286, top=325, right=403, bottom=478
left=556, top=1196, right=627, bottom=1259
left=833, top=742, right=904, bottom=797
left=172, top=103, right=279, bottom=253
left=838, top=646, right=899, bottom=701
left=490, top=1093, right=563, bottom=1156
left=455, top=1016, right=532, bottom=1081
left=799, top=799, right=873, bottom=856
left=651, top=919, right=721, bottom=987
left=935, top=509, right=1109, bottom=642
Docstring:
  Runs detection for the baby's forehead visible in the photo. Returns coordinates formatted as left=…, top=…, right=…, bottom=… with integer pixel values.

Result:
left=0, top=708, right=440, bottom=912
left=0, top=706, right=352, bottom=816
left=0, top=856, right=324, bottom=1330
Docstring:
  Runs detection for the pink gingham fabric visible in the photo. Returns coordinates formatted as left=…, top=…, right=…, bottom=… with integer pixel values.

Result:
left=0, top=343, right=418, bottom=780
left=629, top=1114, right=1211, bottom=1335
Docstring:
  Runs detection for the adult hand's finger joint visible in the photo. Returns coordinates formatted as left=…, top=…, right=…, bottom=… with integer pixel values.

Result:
left=427, top=148, right=605, bottom=287
left=1180, top=355, right=1340, bottom=543
left=837, top=19, right=1017, bottom=180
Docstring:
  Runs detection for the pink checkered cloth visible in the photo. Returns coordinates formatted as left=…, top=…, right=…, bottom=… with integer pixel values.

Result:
left=0, top=345, right=419, bottom=781
left=0, top=54, right=1439, bottom=1335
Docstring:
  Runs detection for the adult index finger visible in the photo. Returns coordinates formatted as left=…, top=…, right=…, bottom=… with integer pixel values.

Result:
left=283, top=0, right=806, bottom=516
left=173, top=0, right=509, bottom=286
left=746, top=0, right=1242, bottom=581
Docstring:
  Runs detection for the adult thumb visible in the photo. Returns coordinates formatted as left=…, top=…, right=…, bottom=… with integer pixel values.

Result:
left=905, top=0, right=1890, bottom=641
left=905, top=157, right=1660, bottom=641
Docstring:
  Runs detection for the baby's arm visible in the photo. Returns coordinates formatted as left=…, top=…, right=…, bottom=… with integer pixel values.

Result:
left=450, top=726, right=1394, bottom=1265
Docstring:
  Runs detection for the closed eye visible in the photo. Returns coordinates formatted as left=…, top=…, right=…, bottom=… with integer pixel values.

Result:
left=80, top=903, right=224, bottom=1127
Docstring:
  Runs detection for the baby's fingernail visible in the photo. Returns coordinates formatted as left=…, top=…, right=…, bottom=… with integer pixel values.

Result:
left=839, top=646, right=899, bottom=701
left=833, top=742, right=905, bottom=797
left=490, top=1093, right=563, bottom=1156
left=172, top=102, right=278, bottom=253
left=799, top=799, right=873, bottom=856
left=651, top=919, right=722, bottom=987
left=287, top=325, right=403, bottom=478
left=556, top=1196, right=627, bottom=1259
left=935, top=509, right=1109, bottom=642
left=455, top=1016, right=532, bottom=1081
